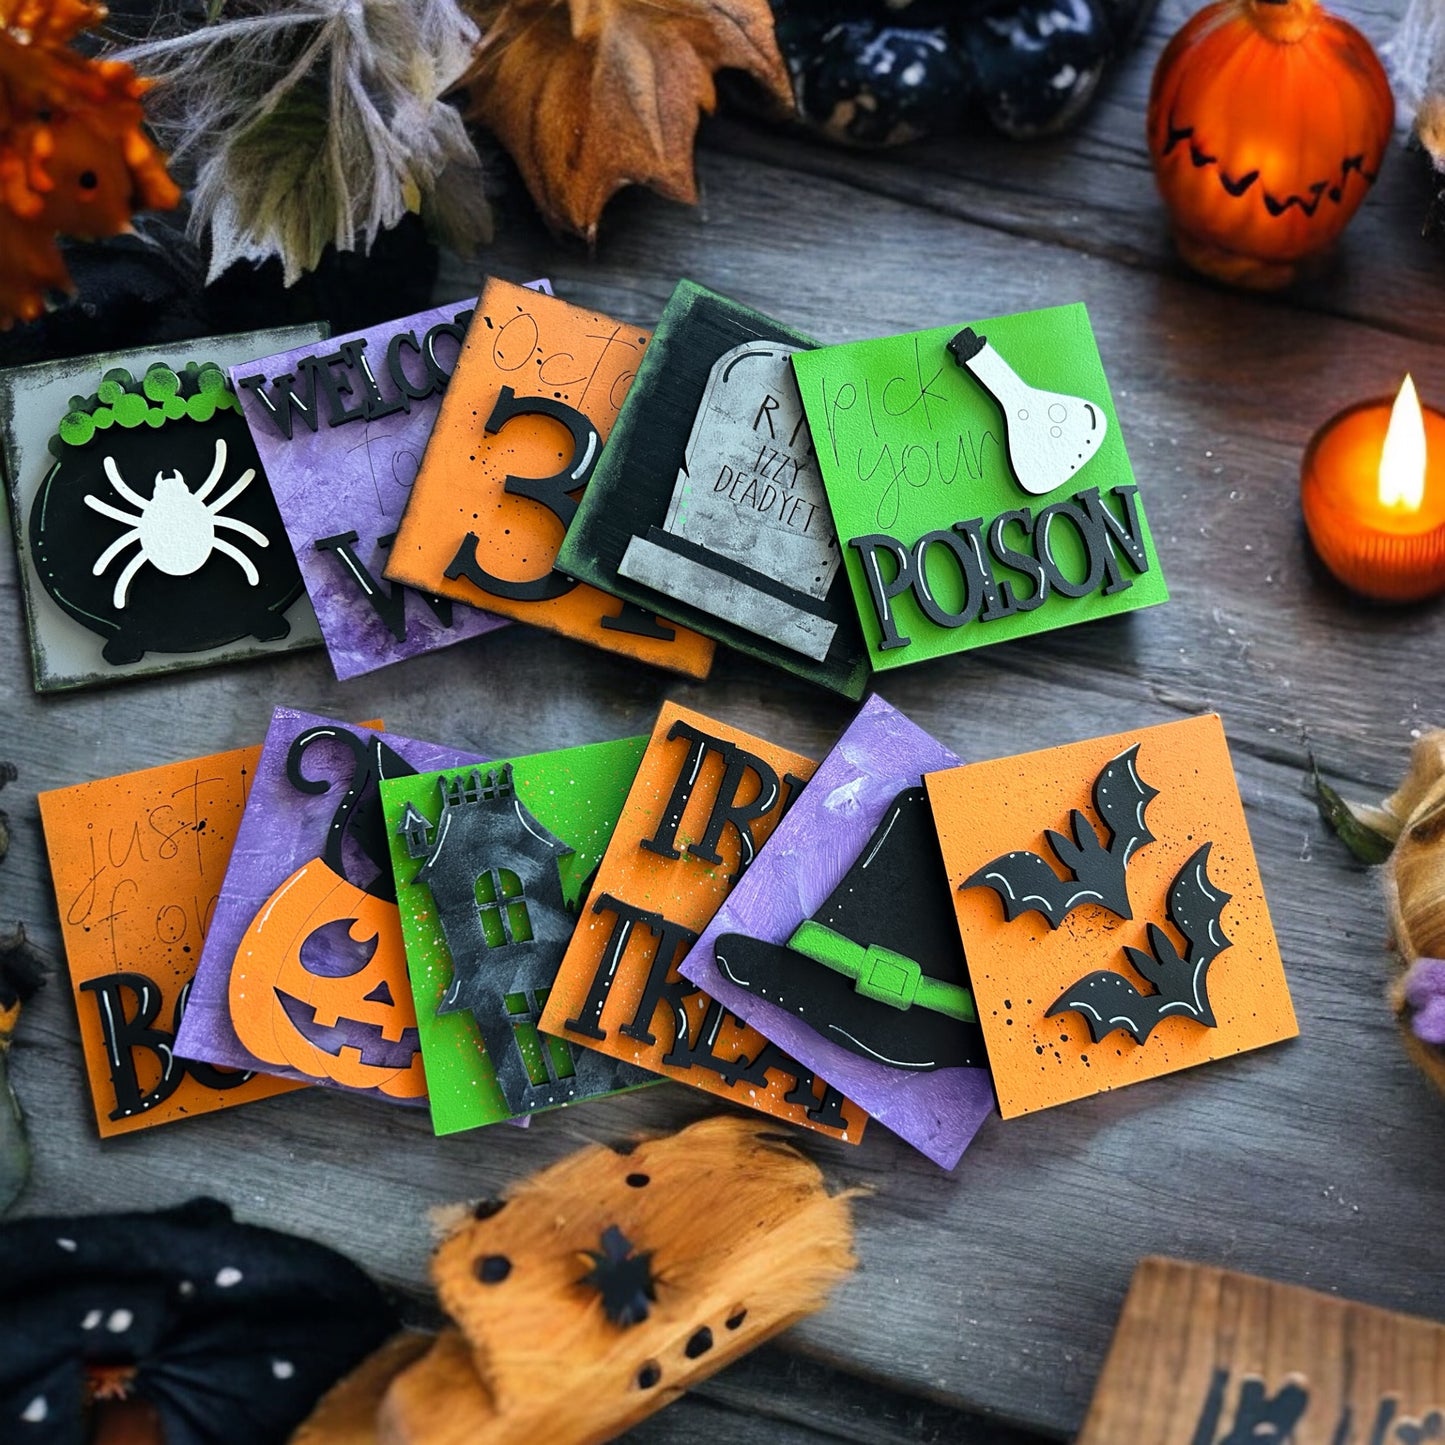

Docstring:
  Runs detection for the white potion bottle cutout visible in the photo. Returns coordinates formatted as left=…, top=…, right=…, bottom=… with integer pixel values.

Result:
left=946, top=327, right=1107, bottom=496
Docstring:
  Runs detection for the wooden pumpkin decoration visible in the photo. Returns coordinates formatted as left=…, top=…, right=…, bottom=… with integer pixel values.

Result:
left=230, top=871, right=425, bottom=1100
left=1146, top=0, right=1393, bottom=289
left=291, top=1117, right=857, bottom=1445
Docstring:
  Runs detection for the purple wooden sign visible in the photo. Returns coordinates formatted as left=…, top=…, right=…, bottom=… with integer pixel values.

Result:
left=677, top=694, right=996, bottom=1169
left=229, top=281, right=550, bottom=679
left=176, top=707, right=486, bottom=1104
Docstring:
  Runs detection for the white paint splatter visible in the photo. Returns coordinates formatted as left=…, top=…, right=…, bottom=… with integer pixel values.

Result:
left=107, top=1309, right=134, bottom=1333
left=56, top=1238, right=77, bottom=1253
left=216, top=1266, right=243, bottom=1288
left=901, top=61, right=926, bottom=85
left=272, top=1360, right=295, bottom=1380
left=21, top=1397, right=47, bottom=1423
left=81, top=1309, right=103, bottom=1330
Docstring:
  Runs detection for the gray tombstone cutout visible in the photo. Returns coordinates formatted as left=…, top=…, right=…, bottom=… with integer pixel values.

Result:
left=617, top=341, right=841, bottom=660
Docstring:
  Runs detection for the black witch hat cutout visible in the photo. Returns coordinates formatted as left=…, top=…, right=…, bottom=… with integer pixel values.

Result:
left=715, top=788, right=986, bottom=1071
left=401, top=766, right=654, bottom=1114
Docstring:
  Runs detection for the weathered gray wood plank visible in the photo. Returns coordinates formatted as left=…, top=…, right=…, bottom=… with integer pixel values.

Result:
left=4, top=0, right=1444, bottom=1436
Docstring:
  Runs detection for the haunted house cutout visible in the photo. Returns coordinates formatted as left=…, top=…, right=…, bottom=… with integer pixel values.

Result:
left=715, top=788, right=986, bottom=1071
left=402, top=765, right=649, bottom=1113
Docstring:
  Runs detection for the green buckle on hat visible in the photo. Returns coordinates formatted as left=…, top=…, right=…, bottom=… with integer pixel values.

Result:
left=787, top=920, right=976, bottom=1022
left=854, top=945, right=922, bottom=1009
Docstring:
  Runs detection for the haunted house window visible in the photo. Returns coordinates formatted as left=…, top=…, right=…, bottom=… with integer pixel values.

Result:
left=475, top=868, right=532, bottom=946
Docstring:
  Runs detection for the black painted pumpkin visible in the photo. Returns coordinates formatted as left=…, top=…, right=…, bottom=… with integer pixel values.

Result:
left=767, top=0, right=1156, bottom=144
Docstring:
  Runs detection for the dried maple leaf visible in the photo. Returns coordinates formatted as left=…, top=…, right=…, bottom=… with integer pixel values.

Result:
left=462, top=0, right=792, bottom=241
left=0, top=0, right=179, bottom=327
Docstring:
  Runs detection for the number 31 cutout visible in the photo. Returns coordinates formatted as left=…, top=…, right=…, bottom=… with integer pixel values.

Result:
left=385, top=280, right=715, bottom=678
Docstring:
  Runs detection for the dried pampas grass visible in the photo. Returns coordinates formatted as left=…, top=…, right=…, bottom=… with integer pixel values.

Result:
left=113, top=0, right=493, bottom=285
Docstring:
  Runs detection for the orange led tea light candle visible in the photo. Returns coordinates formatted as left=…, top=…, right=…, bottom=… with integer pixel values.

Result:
left=1301, top=376, right=1445, bottom=602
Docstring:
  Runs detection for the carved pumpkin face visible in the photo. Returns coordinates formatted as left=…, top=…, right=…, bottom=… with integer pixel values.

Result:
left=1147, top=0, right=1393, bottom=288
left=230, top=861, right=425, bottom=1099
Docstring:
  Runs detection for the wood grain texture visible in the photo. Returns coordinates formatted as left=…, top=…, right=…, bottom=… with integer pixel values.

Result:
left=1077, top=1257, right=1445, bottom=1443
left=1, top=0, right=1440, bottom=1436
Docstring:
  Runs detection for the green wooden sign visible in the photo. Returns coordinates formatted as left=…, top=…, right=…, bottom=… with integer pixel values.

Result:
left=379, top=735, right=652, bottom=1136
left=792, top=303, right=1168, bottom=671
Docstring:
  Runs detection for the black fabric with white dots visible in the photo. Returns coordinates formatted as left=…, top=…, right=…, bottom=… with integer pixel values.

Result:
left=0, top=1197, right=395, bottom=1444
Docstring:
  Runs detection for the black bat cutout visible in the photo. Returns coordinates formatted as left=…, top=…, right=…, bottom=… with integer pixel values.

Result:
left=963, top=744, right=1159, bottom=928
left=1046, top=843, right=1232, bottom=1045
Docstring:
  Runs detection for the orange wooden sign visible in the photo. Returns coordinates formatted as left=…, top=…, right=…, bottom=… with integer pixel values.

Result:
left=39, top=746, right=304, bottom=1136
left=385, top=278, right=714, bottom=677
left=927, top=715, right=1297, bottom=1118
left=539, top=703, right=866, bottom=1142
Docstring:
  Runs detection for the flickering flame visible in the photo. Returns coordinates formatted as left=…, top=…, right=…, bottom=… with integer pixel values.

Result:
left=1379, top=374, right=1427, bottom=512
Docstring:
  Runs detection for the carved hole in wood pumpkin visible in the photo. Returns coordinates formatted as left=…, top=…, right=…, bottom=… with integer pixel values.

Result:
left=637, top=1362, right=661, bottom=1389
left=472, top=1198, right=507, bottom=1220
left=684, top=1327, right=713, bottom=1359
left=625, top=1173, right=649, bottom=1188
left=725, top=1309, right=747, bottom=1330
left=475, top=1254, right=511, bottom=1283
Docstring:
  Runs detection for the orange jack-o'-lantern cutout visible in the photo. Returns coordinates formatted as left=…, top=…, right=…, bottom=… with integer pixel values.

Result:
left=230, top=861, right=425, bottom=1100
left=1147, top=0, right=1393, bottom=289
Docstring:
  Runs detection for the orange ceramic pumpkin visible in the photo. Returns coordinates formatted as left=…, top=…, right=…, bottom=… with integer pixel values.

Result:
left=1147, top=0, right=1393, bottom=289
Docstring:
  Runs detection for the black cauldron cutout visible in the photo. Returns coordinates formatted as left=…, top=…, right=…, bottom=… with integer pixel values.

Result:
left=28, top=361, right=304, bottom=665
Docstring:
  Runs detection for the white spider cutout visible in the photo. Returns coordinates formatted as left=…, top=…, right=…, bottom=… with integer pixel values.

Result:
left=83, top=437, right=270, bottom=608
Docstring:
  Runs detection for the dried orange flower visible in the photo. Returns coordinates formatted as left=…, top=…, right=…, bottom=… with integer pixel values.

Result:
left=0, top=0, right=179, bottom=327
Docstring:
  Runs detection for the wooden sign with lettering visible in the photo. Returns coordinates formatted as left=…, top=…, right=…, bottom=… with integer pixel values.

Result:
left=229, top=284, right=553, bottom=680
left=928, top=715, right=1296, bottom=1117
left=383, top=279, right=714, bottom=677
left=38, top=746, right=305, bottom=1136
left=791, top=304, right=1169, bottom=673
left=175, top=709, right=488, bottom=1104
left=378, top=738, right=655, bottom=1136
left=538, top=702, right=867, bottom=1142
left=1079, top=1257, right=1445, bottom=1445
left=556, top=281, right=869, bottom=698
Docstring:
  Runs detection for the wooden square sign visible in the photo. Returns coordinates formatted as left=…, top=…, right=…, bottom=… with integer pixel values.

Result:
left=791, top=304, right=1168, bottom=672
left=538, top=702, right=867, bottom=1142
left=556, top=280, right=869, bottom=698
left=379, top=737, right=657, bottom=1136
left=1079, top=1257, right=1445, bottom=1444
left=2, top=327, right=324, bottom=693
left=927, top=715, right=1296, bottom=1117
left=39, top=746, right=305, bottom=1135
left=383, top=278, right=714, bottom=678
